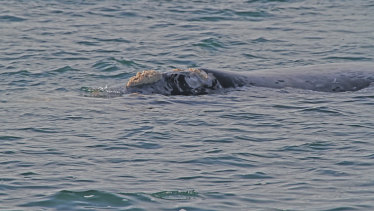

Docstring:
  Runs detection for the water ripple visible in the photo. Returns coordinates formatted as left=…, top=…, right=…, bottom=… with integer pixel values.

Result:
left=2, top=0, right=374, bottom=210
left=0, top=15, right=26, bottom=22
left=21, top=190, right=130, bottom=209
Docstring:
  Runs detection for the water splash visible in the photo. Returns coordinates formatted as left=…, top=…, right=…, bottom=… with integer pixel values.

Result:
left=80, top=85, right=125, bottom=98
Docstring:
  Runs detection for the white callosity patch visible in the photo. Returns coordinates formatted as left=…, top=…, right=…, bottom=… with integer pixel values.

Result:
left=126, top=70, right=162, bottom=87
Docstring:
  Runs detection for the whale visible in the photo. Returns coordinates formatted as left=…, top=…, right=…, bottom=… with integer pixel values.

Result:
left=124, top=63, right=374, bottom=95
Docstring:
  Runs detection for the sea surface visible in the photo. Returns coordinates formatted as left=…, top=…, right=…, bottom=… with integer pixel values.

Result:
left=1, top=0, right=374, bottom=210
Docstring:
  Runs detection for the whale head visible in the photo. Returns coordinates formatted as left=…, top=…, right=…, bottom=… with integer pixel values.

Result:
left=126, top=68, right=222, bottom=95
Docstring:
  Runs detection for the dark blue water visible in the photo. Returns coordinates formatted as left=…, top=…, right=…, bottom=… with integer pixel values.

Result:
left=1, top=0, right=374, bottom=210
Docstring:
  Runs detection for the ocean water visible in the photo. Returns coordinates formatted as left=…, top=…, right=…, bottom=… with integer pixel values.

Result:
left=1, top=0, right=374, bottom=210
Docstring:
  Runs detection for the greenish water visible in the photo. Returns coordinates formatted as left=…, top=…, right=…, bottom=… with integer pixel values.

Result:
left=1, top=0, right=374, bottom=210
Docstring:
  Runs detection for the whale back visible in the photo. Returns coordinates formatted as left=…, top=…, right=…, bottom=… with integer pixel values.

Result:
left=203, top=63, right=374, bottom=92
left=125, top=63, right=374, bottom=95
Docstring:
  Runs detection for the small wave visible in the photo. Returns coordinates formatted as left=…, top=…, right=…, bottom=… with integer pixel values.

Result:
left=193, top=38, right=226, bottom=51
left=251, top=37, right=285, bottom=43
left=232, top=10, right=271, bottom=18
left=238, top=172, right=274, bottom=179
left=323, top=56, right=372, bottom=61
left=21, top=189, right=198, bottom=210
left=93, top=59, right=120, bottom=72
left=0, top=70, right=31, bottom=77
left=16, top=127, right=59, bottom=134
left=0, top=15, right=26, bottom=22
left=300, top=106, right=344, bottom=115
left=151, top=190, right=198, bottom=200
left=93, top=37, right=131, bottom=43
left=93, top=57, right=143, bottom=72
left=0, top=135, right=22, bottom=141
left=76, top=40, right=99, bottom=46
left=283, top=141, right=335, bottom=152
left=49, top=66, right=80, bottom=75
left=113, top=58, right=142, bottom=67
left=21, top=190, right=130, bottom=209
left=188, top=16, right=232, bottom=22
left=243, top=53, right=265, bottom=59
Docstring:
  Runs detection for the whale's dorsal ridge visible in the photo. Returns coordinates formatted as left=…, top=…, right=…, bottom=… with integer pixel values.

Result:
left=125, top=63, right=374, bottom=95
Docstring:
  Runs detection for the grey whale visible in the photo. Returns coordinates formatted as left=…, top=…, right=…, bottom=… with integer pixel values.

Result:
left=125, top=63, right=374, bottom=95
